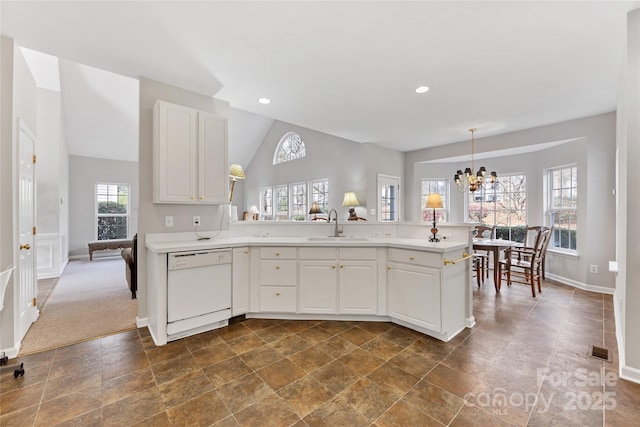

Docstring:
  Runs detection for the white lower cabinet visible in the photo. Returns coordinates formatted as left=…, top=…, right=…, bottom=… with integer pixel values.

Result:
left=258, top=247, right=297, bottom=313
left=299, top=260, right=338, bottom=313
left=388, top=262, right=441, bottom=331
left=338, top=248, right=378, bottom=315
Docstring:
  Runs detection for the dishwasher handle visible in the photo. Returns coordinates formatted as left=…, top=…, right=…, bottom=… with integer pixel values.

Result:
left=168, top=249, right=232, bottom=270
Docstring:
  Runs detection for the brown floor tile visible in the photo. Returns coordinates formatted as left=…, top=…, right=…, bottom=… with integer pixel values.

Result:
left=217, top=323, right=253, bottom=342
left=375, top=399, right=443, bottom=427
left=277, top=376, right=335, bottom=418
left=450, top=403, right=517, bottom=427
left=165, top=390, right=231, bottom=426
left=240, top=345, right=284, bottom=370
left=528, top=384, right=604, bottom=426
left=0, top=404, right=38, bottom=426
left=356, top=321, right=395, bottom=335
left=361, top=336, right=405, bottom=361
left=54, top=408, right=102, bottom=427
left=390, top=348, right=439, bottom=378
left=303, top=395, right=370, bottom=427
left=34, top=384, right=102, bottom=426
left=234, top=394, right=300, bottom=427
left=288, top=346, right=335, bottom=373
left=101, top=387, right=165, bottom=426
left=297, top=325, right=335, bottom=344
left=339, top=347, right=385, bottom=377
left=183, top=329, right=223, bottom=352
left=217, top=372, right=275, bottom=413
left=341, top=378, right=400, bottom=422
left=279, top=319, right=320, bottom=333
left=133, top=411, right=171, bottom=427
left=226, top=332, right=267, bottom=354
left=191, top=340, right=237, bottom=368
left=144, top=339, right=188, bottom=365
left=318, top=320, right=358, bottom=334
left=203, top=355, right=254, bottom=387
left=269, top=334, right=311, bottom=356
left=258, top=358, right=307, bottom=390
left=312, top=360, right=359, bottom=394
left=102, top=367, right=155, bottom=406
left=158, top=370, right=214, bottom=408
left=101, top=348, right=150, bottom=381
left=0, top=381, right=46, bottom=416
left=49, top=350, right=102, bottom=380
left=254, top=324, right=294, bottom=343
left=338, top=326, right=377, bottom=346
left=367, top=362, right=419, bottom=396
left=314, top=335, right=358, bottom=359
left=404, top=379, right=465, bottom=425
left=425, top=364, right=479, bottom=399
left=149, top=352, right=201, bottom=385
left=241, top=318, right=282, bottom=331
left=381, top=326, right=421, bottom=348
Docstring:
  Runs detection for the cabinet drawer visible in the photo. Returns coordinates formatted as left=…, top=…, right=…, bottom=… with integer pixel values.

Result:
left=388, top=248, right=440, bottom=267
left=260, top=286, right=297, bottom=312
left=260, top=247, right=297, bottom=259
left=259, top=260, right=297, bottom=286
left=339, top=247, right=377, bottom=260
left=299, top=247, right=337, bottom=260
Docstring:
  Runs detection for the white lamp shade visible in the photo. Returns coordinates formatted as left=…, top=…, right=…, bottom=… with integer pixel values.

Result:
left=342, top=192, right=360, bottom=207
left=249, top=205, right=259, bottom=215
left=229, top=164, right=246, bottom=180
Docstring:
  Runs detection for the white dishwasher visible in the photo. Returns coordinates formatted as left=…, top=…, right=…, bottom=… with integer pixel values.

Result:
left=167, top=248, right=232, bottom=340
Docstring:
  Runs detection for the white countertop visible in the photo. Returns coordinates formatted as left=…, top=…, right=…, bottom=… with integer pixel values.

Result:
left=146, top=236, right=468, bottom=254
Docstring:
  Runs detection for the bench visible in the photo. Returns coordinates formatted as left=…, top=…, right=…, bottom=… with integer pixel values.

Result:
left=88, top=239, right=132, bottom=261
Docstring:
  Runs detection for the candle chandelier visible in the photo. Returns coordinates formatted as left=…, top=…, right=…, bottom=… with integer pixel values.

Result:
left=454, top=128, right=497, bottom=193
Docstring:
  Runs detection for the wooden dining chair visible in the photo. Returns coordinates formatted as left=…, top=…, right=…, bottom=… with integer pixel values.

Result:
left=499, top=227, right=551, bottom=297
left=474, top=225, right=495, bottom=280
left=521, top=225, right=550, bottom=278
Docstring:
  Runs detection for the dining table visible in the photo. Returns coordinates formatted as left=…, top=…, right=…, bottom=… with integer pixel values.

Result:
left=472, top=238, right=519, bottom=292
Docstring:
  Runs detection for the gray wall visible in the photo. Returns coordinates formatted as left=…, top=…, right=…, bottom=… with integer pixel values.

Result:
left=243, top=120, right=404, bottom=221
left=138, top=78, right=230, bottom=320
left=68, top=155, right=138, bottom=257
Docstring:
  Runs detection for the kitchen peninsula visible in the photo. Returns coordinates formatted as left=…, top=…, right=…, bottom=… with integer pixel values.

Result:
left=146, top=222, right=476, bottom=347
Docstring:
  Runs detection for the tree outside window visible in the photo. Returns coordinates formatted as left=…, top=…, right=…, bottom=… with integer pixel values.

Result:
left=260, top=187, right=273, bottom=220
left=309, top=179, right=329, bottom=218
left=96, top=183, right=128, bottom=240
left=273, top=132, right=306, bottom=164
left=467, top=174, right=527, bottom=241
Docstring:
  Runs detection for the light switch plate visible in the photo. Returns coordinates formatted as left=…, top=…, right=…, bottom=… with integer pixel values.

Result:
left=165, top=216, right=174, bottom=227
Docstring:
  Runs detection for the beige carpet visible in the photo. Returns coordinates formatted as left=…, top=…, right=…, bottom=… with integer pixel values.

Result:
left=19, top=257, right=138, bottom=355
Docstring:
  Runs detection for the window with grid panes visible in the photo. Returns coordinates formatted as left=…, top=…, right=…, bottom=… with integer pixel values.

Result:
left=96, top=183, right=129, bottom=240
left=548, top=165, right=577, bottom=252
left=421, top=179, right=448, bottom=222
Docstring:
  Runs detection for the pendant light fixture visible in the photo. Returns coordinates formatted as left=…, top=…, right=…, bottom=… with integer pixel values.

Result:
left=454, top=128, right=497, bottom=192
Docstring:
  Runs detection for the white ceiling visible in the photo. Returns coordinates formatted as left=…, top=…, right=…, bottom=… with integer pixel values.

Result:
left=3, top=1, right=638, bottom=160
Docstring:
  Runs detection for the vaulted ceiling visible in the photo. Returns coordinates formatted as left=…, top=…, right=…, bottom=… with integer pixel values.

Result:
left=3, top=1, right=638, bottom=166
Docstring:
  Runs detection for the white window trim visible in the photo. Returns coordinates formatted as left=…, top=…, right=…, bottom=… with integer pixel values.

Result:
left=273, top=132, right=306, bottom=165
left=378, top=174, right=400, bottom=222
left=420, top=178, right=449, bottom=222
left=546, top=164, right=578, bottom=254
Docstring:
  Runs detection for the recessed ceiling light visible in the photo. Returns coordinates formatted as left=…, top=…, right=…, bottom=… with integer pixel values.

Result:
left=415, top=86, right=430, bottom=94
left=258, top=97, right=271, bottom=104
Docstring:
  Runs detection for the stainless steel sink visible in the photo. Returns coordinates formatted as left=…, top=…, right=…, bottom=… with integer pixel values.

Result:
left=306, top=236, right=369, bottom=242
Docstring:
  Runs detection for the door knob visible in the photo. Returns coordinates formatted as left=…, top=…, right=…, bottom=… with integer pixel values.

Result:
left=20, top=243, right=31, bottom=250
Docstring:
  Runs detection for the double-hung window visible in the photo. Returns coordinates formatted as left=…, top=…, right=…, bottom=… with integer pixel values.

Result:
left=290, top=182, right=307, bottom=221
left=309, top=179, right=329, bottom=218
left=548, top=165, right=577, bottom=252
left=96, top=183, right=129, bottom=240
left=275, top=185, right=289, bottom=220
left=421, top=179, right=448, bottom=222
left=467, top=174, right=527, bottom=241
left=260, top=187, right=273, bottom=220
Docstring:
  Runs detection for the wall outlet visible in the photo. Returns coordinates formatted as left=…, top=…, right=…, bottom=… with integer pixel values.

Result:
left=383, top=232, right=392, bottom=237
left=165, top=216, right=173, bottom=227
left=193, top=216, right=201, bottom=227
left=441, top=234, right=452, bottom=241
left=372, top=232, right=382, bottom=238
left=590, top=264, right=598, bottom=274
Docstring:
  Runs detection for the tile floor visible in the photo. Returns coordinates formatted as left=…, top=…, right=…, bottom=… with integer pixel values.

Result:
left=1, top=279, right=639, bottom=426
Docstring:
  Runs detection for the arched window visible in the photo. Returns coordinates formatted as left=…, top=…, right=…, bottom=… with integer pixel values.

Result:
left=273, top=132, right=306, bottom=164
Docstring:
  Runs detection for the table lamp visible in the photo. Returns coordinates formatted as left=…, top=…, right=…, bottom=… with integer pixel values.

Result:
left=426, top=193, right=444, bottom=242
left=342, top=192, right=360, bottom=220
left=229, top=164, right=246, bottom=203
left=308, top=202, right=322, bottom=220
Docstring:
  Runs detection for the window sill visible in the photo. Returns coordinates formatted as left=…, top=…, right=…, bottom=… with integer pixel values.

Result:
left=547, top=248, right=579, bottom=259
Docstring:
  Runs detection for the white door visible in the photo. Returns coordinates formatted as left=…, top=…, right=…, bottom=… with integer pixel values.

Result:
left=17, top=119, right=38, bottom=340
left=378, top=174, right=400, bottom=221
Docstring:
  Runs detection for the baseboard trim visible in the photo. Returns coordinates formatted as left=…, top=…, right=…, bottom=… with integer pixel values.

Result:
left=546, top=273, right=615, bottom=295
left=136, top=317, right=148, bottom=328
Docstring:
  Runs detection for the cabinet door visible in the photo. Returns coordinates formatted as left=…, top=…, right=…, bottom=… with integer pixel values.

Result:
left=232, top=247, right=250, bottom=316
left=388, top=263, right=441, bottom=331
left=260, top=286, right=297, bottom=313
left=154, top=101, right=197, bottom=203
left=198, top=112, right=227, bottom=203
left=339, top=261, right=377, bottom=314
left=299, top=261, right=338, bottom=314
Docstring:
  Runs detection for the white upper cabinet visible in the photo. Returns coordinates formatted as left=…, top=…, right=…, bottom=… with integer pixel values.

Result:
left=153, top=100, right=227, bottom=204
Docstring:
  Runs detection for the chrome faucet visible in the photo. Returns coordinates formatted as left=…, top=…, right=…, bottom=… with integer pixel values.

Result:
left=327, top=209, right=342, bottom=237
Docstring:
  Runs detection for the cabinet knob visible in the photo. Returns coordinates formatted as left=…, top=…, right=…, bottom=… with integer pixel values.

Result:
left=387, top=265, right=391, bottom=270
left=340, top=265, right=344, bottom=268
left=20, top=243, right=31, bottom=250
left=332, top=265, right=336, bottom=269
left=199, top=196, right=204, bottom=200
left=275, top=252, right=280, bottom=256
left=276, top=292, right=280, bottom=296
left=275, top=266, right=280, bottom=269
left=244, top=250, right=249, bottom=254
left=409, top=256, right=415, bottom=261
left=190, top=195, right=195, bottom=200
